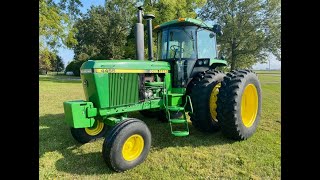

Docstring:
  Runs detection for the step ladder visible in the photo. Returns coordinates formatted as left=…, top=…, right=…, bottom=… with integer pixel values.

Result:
left=162, top=80, right=193, bottom=137
left=165, top=94, right=193, bottom=137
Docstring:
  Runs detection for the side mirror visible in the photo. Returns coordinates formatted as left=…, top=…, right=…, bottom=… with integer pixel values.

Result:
left=213, top=24, right=223, bottom=36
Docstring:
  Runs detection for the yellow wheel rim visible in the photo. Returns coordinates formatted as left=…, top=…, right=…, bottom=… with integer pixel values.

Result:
left=209, top=83, right=221, bottom=121
left=85, top=120, right=104, bottom=136
left=241, top=84, right=259, bottom=127
left=122, top=134, right=144, bottom=161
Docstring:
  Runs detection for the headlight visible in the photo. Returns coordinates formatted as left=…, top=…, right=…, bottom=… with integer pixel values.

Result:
left=80, top=69, right=93, bottom=74
left=198, top=60, right=203, bottom=65
left=203, top=59, right=209, bottom=65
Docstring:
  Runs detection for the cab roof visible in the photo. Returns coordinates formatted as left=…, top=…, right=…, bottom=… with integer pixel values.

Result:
left=153, top=18, right=213, bottom=31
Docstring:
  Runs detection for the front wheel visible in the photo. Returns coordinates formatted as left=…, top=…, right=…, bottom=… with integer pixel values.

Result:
left=70, top=120, right=108, bottom=144
left=217, top=70, right=262, bottom=140
left=102, top=118, right=151, bottom=172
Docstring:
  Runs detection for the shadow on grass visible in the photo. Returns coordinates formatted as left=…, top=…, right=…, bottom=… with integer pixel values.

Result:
left=39, top=76, right=81, bottom=84
left=40, top=113, right=114, bottom=175
left=40, top=112, right=235, bottom=175
left=128, top=111, right=236, bottom=150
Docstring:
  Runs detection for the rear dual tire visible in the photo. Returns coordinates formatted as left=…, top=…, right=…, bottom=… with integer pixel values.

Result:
left=217, top=70, right=262, bottom=140
left=189, top=70, right=225, bottom=132
left=189, top=69, right=262, bottom=140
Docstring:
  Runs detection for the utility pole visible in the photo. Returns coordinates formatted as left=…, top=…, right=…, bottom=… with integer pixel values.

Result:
left=269, top=58, right=271, bottom=70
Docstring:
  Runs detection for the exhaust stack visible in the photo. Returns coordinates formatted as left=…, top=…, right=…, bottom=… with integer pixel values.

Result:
left=135, top=6, right=144, bottom=60
left=143, top=14, right=155, bottom=60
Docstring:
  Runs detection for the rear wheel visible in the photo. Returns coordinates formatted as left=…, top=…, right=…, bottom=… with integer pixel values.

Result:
left=186, top=72, right=205, bottom=95
left=102, top=118, right=151, bottom=172
left=70, top=120, right=108, bottom=144
left=217, top=70, right=262, bottom=140
left=189, top=70, right=225, bottom=132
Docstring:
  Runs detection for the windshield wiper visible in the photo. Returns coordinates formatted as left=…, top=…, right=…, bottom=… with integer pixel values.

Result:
left=182, top=28, right=194, bottom=41
left=181, top=28, right=195, bottom=50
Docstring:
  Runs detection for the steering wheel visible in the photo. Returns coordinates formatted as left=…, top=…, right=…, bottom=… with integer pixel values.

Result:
left=170, top=45, right=184, bottom=53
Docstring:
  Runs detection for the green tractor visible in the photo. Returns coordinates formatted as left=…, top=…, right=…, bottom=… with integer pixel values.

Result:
left=63, top=5, right=262, bottom=172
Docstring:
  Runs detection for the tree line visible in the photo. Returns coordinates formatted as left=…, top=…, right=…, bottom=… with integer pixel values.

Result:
left=39, top=0, right=280, bottom=75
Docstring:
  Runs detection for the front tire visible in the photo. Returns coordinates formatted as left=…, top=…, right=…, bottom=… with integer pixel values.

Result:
left=102, top=118, right=152, bottom=172
left=70, top=120, right=108, bottom=144
left=217, top=70, right=262, bottom=140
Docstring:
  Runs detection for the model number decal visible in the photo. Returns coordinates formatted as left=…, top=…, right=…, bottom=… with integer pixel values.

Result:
left=95, top=69, right=116, bottom=73
left=94, top=69, right=168, bottom=73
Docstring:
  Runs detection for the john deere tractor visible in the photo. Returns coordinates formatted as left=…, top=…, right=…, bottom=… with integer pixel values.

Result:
left=63, top=5, right=261, bottom=172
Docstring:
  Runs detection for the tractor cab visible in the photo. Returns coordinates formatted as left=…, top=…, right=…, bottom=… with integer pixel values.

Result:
left=154, top=18, right=226, bottom=88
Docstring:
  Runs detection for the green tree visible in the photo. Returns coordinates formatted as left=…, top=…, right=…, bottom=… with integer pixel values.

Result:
left=200, top=0, right=281, bottom=70
left=39, top=48, right=56, bottom=74
left=123, top=26, right=136, bottom=59
left=72, top=0, right=206, bottom=60
left=39, top=0, right=82, bottom=49
left=65, top=60, right=84, bottom=76
left=39, top=0, right=82, bottom=73
left=50, top=55, right=65, bottom=73
left=144, top=0, right=206, bottom=26
left=39, top=49, right=65, bottom=74
left=73, top=1, right=136, bottom=60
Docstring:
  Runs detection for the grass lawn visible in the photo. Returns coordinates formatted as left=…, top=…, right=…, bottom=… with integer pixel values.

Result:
left=39, top=71, right=281, bottom=179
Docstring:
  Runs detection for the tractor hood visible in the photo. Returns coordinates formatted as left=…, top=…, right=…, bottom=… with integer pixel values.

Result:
left=80, top=60, right=171, bottom=74
left=80, top=60, right=170, bottom=74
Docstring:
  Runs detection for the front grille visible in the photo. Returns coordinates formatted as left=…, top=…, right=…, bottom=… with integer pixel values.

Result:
left=108, top=73, right=139, bottom=107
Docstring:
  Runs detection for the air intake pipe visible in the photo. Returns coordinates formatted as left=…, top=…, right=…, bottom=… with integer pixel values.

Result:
left=143, top=14, right=155, bottom=60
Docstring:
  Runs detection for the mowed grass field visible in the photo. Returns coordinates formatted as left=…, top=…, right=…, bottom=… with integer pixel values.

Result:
left=39, top=71, right=281, bottom=179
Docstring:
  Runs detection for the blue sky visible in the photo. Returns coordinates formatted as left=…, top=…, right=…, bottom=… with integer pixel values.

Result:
left=58, top=0, right=280, bottom=70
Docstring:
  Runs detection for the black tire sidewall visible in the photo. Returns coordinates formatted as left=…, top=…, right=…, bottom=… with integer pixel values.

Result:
left=70, top=122, right=108, bottom=144
left=103, top=120, right=151, bottom=172
left=235, top=73, right=262, bottom=137
left=190, top=70, right=225, bottom=132
left=105, top=119, right=140, bottom=144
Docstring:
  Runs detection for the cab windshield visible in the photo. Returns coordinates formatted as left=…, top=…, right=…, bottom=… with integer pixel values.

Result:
left=157, top=26, right=217, bottom=60
left=157, top=26, right=197, bottom=60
